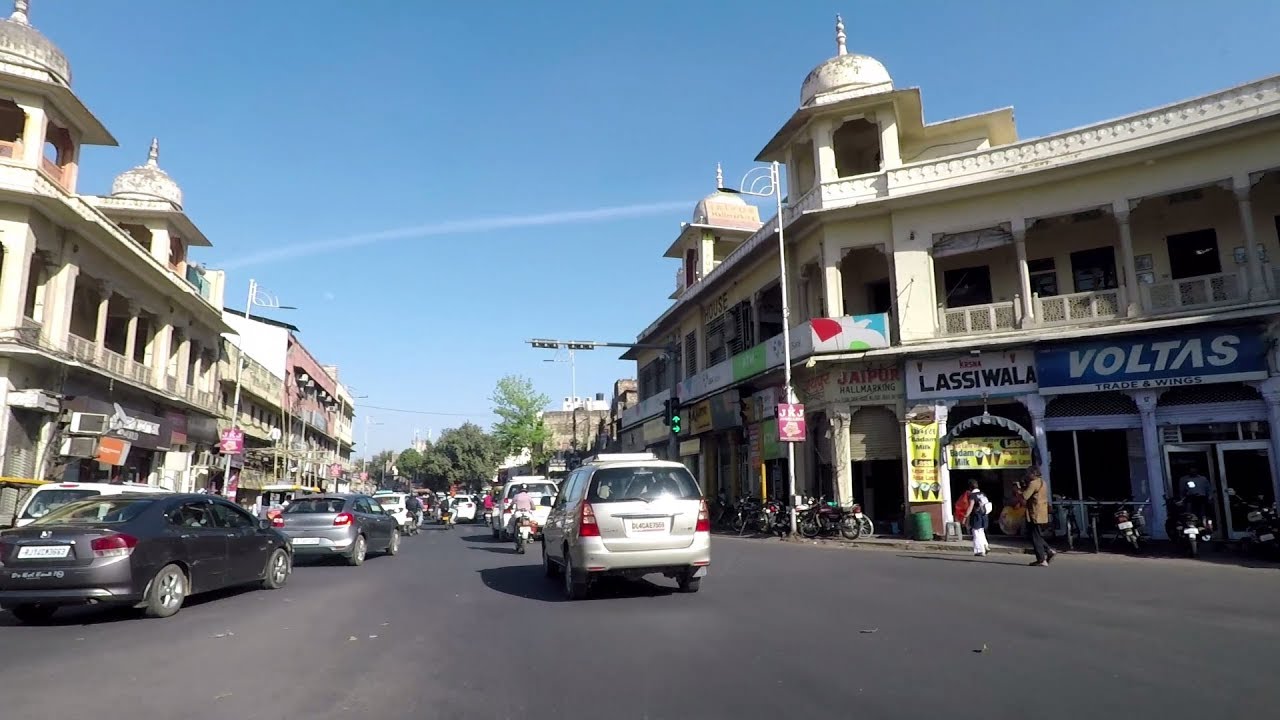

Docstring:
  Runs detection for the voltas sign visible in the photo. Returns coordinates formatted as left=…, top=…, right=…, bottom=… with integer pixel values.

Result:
left=1035, top=328, right=1268, bottom=395
left=907, top=350, right=1037, bottom=401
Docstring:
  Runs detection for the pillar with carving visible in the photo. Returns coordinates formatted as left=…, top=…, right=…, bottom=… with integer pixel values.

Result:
left=1130, top=390, right=1168, bottom=538
left=829, top=410, right=852, bottom=504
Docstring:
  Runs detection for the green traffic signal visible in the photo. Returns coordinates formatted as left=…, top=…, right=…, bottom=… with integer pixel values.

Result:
left=671, top=414, right=681, bottom=433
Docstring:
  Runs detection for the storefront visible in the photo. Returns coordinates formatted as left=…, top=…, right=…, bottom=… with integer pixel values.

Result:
left=906, top=349, right=1039, bottom=535
left=799, top=361, right=904, bottom=530
left=641, top=417, right=670, bottom=460
left=61, top=397, right=171, bottom=485
left=683, top=389, right=741, bottom=496
left=1035, top=324, right=1274, bottom=539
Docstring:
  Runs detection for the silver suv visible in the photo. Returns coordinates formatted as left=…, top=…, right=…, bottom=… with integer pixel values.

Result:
left=540, top=453, right=710, bottom=600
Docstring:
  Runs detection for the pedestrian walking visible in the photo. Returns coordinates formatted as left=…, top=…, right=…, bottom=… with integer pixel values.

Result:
left=1018, top=466, right=1056, bottom=566
left=963, top=479, right=992, bottom=556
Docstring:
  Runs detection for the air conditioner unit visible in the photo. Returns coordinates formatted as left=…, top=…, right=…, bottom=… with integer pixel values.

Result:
left=59, top=436, right=99, bottom=458
left=69, top=412, right=109, bottom=435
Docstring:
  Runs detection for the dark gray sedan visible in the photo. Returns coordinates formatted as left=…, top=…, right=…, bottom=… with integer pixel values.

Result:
left=0, top=493, right=292, bottom=623
left=274, top=494, right=399, bottom=565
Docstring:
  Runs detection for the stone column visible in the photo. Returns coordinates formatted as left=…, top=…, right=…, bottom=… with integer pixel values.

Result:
left=0, top=227, right=35, bottom=332
left=876, top=108, right=901, bottom=169
left=1233, top=177, right=1267, bottom=301
left=821, top=243, right=845, bottom=318
left=829, top=410, right=852, bottom=505
left=18, top=104, right=47, bottom=166
left=147, top=222, right=171, bottom=267
left=151, top=321, right=173, bottom=387
left=1013, top=220, right=1034, bottom=323
left=93, top=282, right=111, bottom=348
left=123, top=303, right=140, bottom=362
left=45, top=253, right=78, bottom=351
left=936, top=402, right=955, bottom=526
left=1130, top=390, right=1168, bottom=538
left=1113, top=201, right=1142, bottom=317
left=1255, top=379, right=1280, bottom=517
left=1021, top=393, right=1052, bottom=495
left=812, top=119, right=837, bottom=183
left=177, top=331, right=192, bottom=387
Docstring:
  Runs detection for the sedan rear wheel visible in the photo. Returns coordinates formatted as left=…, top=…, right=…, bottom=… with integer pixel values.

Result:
left=385, top=530, right=401, bottom=556
left=261, top=549, right=291, bottom=590
left=144, top=564, right=187, bottom=618
left=10, top=604, right=57, bottom=624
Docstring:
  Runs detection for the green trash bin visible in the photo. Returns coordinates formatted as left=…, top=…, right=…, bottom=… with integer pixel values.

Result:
left=910, top=511, right=933, bottom=541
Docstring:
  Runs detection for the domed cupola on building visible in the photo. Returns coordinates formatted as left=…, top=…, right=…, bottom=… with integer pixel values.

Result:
left=111, top=138, right=184, bottom=210
left=800, top=15, right=892, bottom=108
left=0, top=0, right=69, bottom=88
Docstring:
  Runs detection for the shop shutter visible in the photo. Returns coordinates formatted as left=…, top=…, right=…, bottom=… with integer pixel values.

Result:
left=849, top=406, right=901, bottom=461
left=1154, top=401, right=1267, bottom=426
left=3, top=412, right=38, bottom=479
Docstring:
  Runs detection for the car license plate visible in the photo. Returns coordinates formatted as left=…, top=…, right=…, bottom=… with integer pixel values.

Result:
left=1117, top=521, right=1133, bottom=530
left=1184, top=527, right=1201, bottom=536
left=854, top=512, right=864, bottom=518
left=17, top=545, right=70, bottom=559
left=630, top=520, right=667, bottom=533
left=1260, top=533, right=1275, bottom=542
left=291, top=537, right=321, bottom=546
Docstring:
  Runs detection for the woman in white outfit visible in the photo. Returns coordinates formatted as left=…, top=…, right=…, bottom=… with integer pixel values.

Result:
left=964, top=479, right=992, bottom=556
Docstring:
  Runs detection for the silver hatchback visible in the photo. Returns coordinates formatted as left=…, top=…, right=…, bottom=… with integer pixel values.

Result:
left=540, top=456, right=710, bottom=600
left=275, top=495, right=400, bottom=566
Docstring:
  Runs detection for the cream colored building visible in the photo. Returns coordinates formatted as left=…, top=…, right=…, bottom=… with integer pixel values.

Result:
left=0, top=4, right=228, bottom=490
left=621, top=16, right=1280, bottom=541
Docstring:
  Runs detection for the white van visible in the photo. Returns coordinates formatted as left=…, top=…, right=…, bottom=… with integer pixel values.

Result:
left=13, top=481, right=174, bottom=527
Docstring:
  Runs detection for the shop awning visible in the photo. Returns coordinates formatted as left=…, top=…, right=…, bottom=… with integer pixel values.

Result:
left=938, top=412, right=1041, bottom=465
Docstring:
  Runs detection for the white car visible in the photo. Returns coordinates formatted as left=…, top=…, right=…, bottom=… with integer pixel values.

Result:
left=12, top=481, right=174, bottom=527
left=372, top=492, right=411, bottom=528
left=540, top=453, right=710, bottom=600
left=491, top=480, right=557, bottom=541
left=451, top=495, right=478, bottom=522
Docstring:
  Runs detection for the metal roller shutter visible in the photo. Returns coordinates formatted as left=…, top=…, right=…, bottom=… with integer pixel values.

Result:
left=849, top=406, right=901, bottom=461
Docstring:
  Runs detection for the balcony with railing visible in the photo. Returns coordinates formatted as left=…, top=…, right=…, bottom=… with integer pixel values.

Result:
left=938, top=298, right=1023, bottom=336
left=1140, top=271, right=1245, bottom=314
left=1034, top=287, right=1126, bottom=326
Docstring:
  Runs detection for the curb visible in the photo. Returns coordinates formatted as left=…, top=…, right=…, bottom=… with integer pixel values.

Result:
left=715, top=531, right=1028, bottom=557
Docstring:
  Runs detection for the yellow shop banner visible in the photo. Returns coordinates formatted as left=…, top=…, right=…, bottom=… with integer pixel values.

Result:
left=907, top=421, right=940, bottom=503
left=946, top=437, right=1033, bottom=470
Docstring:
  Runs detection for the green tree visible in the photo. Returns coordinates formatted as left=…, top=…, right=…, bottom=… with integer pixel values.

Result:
left=490, top=375, right=552, bottom=469
left=431, top=422, right=501, bottom=491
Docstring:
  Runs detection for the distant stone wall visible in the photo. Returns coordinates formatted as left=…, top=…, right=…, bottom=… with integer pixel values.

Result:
left=543, top=409, right=609, bottom=451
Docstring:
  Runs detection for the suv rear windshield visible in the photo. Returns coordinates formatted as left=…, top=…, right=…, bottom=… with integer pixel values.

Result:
left=505, top=484, right=555, bottom=499
left=30, top=498, right=154, bottom=525
left=376, top=497, right=404, bottom=507
left=21, top=489, right=101, bottom=520
left=285, top=498, right=346, bottom=514
left=587, top=467, right=701, bottom=503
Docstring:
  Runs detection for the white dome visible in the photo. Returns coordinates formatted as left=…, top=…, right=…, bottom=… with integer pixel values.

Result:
left=0, top=2, right=71, bottom=88
left=691, top=189, right=749, bottom=224
left=799, top=16, right=892, bottom=107
left=111, top=138, right=184, bottom=209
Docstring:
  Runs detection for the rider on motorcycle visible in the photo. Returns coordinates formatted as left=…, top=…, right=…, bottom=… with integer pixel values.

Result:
left=506, top=485, right=535, bottom=536
left=405, top=493, right=424, bottom=528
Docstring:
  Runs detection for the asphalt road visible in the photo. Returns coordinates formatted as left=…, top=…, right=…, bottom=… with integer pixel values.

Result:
left=1, top=526, right=1278, bottom=720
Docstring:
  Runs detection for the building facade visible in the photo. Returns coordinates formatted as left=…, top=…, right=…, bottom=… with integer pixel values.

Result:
left=619, top=16, right=1280, bottom=540
left=0, top=6, right=226, bottom=491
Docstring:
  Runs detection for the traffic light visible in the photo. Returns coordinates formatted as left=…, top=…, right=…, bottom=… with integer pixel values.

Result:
left=662, top=399, right=682, bottom=435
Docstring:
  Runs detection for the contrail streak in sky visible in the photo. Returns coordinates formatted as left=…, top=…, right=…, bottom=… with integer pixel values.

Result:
left=220, top=200, right=691, bottom=269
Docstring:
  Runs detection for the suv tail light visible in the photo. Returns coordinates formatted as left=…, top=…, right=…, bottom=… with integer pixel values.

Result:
left=271, top=516, right=285, bottom=528
left=695, top=499, right=711, bottom=533
left=579, top=502, right=600, bottom=537
left=333, top=512, right=354, bottom=527
left=91, top=533, right=138, bottom=558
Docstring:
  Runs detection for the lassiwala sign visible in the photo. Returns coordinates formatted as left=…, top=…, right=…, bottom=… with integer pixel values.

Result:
left=907, top=350, right=1037, bottom=401
left=1036, top=328, right=1268, bottom=395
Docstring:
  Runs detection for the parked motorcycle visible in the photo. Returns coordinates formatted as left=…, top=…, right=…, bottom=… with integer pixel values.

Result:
left=797, top=496, right=861, bottom=540
left=513, top=510, right=533, bottom=554
left=1112, top=501, right=1144, bottom=552
left=1228, top=488, right=1279, bottom=556
left=1164, top=495, right=1212, bottom=558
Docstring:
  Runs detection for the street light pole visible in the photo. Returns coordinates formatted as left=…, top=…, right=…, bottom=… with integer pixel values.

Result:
left=724, top=162, right=798, bottom=537
left=221, top=278, right=255, bottom=496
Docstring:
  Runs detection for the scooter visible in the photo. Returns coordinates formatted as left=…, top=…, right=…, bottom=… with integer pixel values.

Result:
left=439, top=507, right=454, bottom=530
left=513, top=509, right=533, bottom=554
left=1113, top=502, right=1144, bottom=552
left=1228, top=488, right=1279, bottom=556
left=402, top=511, right=420, bottom=536
left=1164, top=494, right=1212, bottom=558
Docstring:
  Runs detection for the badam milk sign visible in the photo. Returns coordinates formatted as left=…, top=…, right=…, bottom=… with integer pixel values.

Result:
left=1035, top=329, right=1268, bottom=395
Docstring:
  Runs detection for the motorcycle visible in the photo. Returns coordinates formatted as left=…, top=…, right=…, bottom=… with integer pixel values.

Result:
left=1112, top=501, right=1145, bottom=552
left=439, top=506, right=454, bottom=530
left=513, top=510, right=533, bottom=554
left=402, top=510, right=420, bottom=536
left=1228, top=488, right=1279, bottom=556
left=1164, top=494, right=1212, bottom=558
left=797, top=496, right=862, bottom=540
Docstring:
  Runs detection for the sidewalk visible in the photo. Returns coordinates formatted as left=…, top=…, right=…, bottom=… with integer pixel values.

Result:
left=716, top=529, right=1280, bottom=568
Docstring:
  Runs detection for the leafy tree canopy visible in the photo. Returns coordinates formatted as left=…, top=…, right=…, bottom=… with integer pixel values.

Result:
left=490, top=375, right=552, bottom=468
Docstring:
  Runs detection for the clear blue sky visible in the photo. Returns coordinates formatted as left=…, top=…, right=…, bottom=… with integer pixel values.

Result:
left=38, top=0, right=1280, bottom=455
